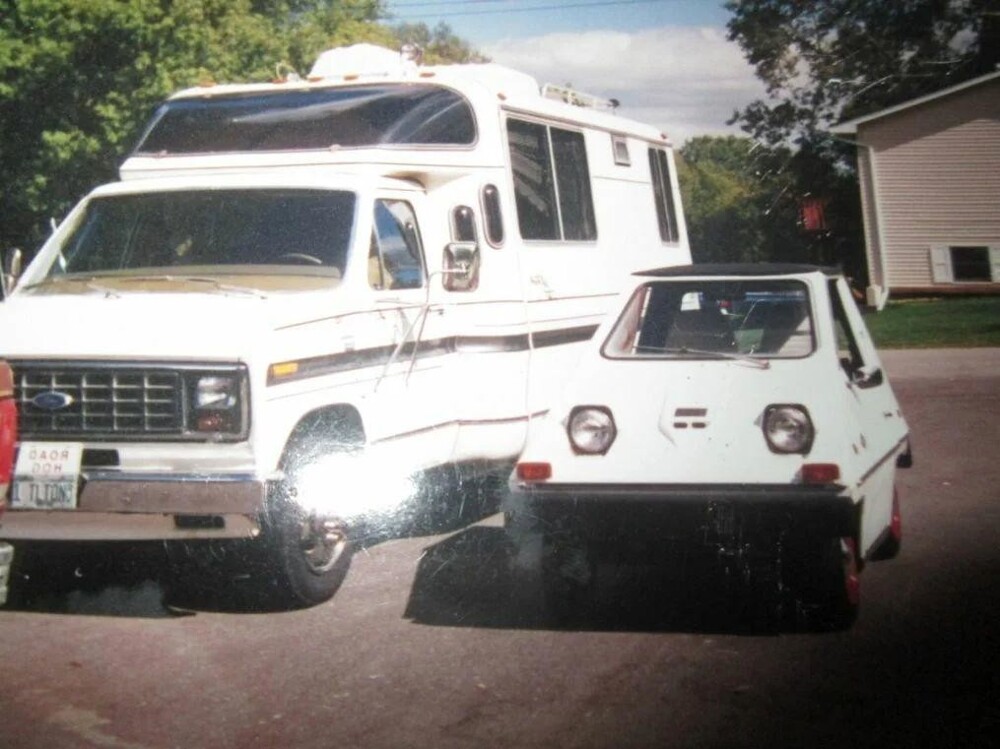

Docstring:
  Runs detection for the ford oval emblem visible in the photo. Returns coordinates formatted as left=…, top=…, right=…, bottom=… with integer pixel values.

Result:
left=32, top=391, right=75, bottom=411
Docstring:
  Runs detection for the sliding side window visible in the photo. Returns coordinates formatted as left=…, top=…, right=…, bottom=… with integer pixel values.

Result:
left=649, top=147, right=680, bottom=244
left=507, top=118, right=596, bottom=241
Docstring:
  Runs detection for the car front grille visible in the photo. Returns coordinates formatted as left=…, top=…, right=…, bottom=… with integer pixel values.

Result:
left=13, top=363, right=184, bottom=439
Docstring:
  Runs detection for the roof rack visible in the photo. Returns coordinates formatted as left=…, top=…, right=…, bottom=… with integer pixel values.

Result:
left=540, top=83, right=619, bottom=111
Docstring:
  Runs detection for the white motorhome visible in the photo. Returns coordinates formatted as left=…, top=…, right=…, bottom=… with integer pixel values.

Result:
left=0, top=45, right=691, bottom=606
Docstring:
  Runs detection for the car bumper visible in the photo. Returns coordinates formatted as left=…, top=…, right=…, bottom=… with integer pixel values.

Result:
left=0, top=470, right=267, bottom=541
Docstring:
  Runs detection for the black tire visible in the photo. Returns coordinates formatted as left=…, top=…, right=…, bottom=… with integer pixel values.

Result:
left=261, top=409, right=363, bottom=608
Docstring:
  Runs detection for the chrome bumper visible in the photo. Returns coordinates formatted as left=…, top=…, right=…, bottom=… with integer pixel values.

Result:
left=0, top=471, right=267, bottom=541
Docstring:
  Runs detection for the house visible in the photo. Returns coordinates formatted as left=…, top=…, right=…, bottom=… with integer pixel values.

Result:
left=831, top=71, right=1000, bottom=308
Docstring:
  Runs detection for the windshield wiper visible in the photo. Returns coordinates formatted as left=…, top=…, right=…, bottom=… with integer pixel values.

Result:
left=635, top=345, right=771, bottom=369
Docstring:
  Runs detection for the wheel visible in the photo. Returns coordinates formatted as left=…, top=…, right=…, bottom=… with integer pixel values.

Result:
left=870, top=486, right=902, bottom=561
left=261, top=410, right=364, bottom=608
left=262, top=485, right=352, bottom=607
left=789, top=536, right=860, bottom=631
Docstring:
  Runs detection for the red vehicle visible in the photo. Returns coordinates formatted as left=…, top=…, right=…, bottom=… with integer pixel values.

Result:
left=1, top=360, right=15, bottom=604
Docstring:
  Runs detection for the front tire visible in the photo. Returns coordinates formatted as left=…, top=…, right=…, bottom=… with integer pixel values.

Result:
left=262, top=409, right=364, bottom=608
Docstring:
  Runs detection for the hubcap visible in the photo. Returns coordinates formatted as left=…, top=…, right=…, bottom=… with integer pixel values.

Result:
left=298, top=515, right=348, bottom=575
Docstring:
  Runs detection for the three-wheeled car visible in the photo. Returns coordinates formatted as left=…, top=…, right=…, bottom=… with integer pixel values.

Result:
left=505, top=264, right=910, bottom=628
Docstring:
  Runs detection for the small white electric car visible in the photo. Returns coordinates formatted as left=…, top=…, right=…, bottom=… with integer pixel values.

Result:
left=505, top=264, right=911, bottom=628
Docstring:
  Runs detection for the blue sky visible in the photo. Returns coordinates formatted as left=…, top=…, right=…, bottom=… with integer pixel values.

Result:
left=381, top=0, right=764, bottom=143
left=384, top=0, right=732, bottom=45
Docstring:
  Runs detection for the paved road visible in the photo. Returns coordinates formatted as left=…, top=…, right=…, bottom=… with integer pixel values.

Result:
left=1, top=349, right=997, bottom=749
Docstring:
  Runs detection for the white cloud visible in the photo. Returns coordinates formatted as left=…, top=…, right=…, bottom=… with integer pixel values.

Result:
left=481, top=27, right=767, bottom=144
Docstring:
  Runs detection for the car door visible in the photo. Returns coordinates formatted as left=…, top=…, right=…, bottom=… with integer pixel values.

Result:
left=828, top=276, right=908, bottom=557
left=364, top=196, right=457, bottom=467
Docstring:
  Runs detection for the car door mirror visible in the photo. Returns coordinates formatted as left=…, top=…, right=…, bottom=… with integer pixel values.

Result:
left=442, top=242, right=479, bottom=292
left=852, top=364, right=884, bottom=389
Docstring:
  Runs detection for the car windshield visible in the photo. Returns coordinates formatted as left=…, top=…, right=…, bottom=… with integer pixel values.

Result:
left=603, top=278, right=815, bottom=359
left=134, top=84, right=476, bottom=154
left=43, top=189, right=355, bottom=280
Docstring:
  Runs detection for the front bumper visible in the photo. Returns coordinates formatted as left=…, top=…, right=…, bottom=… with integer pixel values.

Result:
left=0, top=470, right=267, bottom=541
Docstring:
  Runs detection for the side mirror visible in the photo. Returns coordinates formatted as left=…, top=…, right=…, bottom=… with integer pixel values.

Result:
left=1, top=248, right=23, bottom=299
left=442, top=242, right=479, bottom=292
left=852, top=364, right=884, bottom=389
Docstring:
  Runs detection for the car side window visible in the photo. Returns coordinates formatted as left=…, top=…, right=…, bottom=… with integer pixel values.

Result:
left=828, top=278, right=866, bottom=377
left=369, top=200, right=425, bottom=290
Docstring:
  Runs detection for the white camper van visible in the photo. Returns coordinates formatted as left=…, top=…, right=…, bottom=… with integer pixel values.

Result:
left=0, top=45, right=691, bottom=606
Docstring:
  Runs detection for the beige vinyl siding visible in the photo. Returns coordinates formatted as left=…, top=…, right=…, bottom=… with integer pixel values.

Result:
left=858, top=80, right=1000, bottom=289
left=854, top=149, right=884, bottom=287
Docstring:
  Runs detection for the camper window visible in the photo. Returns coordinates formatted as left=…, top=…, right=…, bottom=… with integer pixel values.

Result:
left=451, top=206, right=477, bottom=243
left=649, top=148, right=680, bottom=244
left=481, top=184, right=505, bottom=247
left=135, top=85, right=477, bottom=154
left=507, top=118, right=596, bottom=242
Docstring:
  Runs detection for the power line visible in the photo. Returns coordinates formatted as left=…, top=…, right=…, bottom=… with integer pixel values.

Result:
left=386, top=0, right=675, bottom=20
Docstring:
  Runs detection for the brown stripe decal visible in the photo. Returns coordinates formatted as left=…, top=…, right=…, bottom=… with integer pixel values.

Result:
left=268, top=325, right=599, bottom=386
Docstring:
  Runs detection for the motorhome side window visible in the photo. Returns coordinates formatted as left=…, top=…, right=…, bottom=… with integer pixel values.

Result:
left=507, top=118, right=596, bottom=242
left=369, top=200, right=425, bottom=291
left=481, top=184, right=505, bottom=247
left=648, top=147, right=680, bottom=244
left=451, top=206, right=477, bottom=242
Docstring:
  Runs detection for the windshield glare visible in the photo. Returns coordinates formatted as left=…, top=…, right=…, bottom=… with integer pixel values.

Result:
left=46, top=189, right=355, bottom=280
left=603, top=279, right=815, bottom=359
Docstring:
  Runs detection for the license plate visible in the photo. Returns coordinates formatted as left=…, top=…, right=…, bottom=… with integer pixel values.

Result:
left=12, top=442, right=84, bottom=510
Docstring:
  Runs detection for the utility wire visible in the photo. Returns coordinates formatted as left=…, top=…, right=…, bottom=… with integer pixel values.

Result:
left=387, top=0, right=675, bottom=20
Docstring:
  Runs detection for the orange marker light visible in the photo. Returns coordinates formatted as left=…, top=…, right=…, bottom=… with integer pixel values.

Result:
left=516, top=462, right=552, bottom=482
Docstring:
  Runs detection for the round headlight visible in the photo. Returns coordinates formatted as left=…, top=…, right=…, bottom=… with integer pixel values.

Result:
left=567, top=406, right=617, bottom=455
left=763, top=404, right=814, bottom=454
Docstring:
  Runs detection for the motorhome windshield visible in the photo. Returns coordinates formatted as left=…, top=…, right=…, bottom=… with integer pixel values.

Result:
left=604, top=279, right=815, bottom=359
left=45, top=189, right=355, bottom=279
left=134, top=84, right=477, bottom=154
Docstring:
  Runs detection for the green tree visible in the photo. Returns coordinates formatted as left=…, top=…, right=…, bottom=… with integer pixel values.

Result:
left=393, top=22, right=489, bottom=64
left=679, top=136, right=865, bottom=278
left=726, top=0, right=999, bottom=146
left=1, top=1, right=482, bottom=252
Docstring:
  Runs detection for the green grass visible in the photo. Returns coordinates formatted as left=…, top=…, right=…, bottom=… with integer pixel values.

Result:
left=863, top=296, right=1000, bottom=348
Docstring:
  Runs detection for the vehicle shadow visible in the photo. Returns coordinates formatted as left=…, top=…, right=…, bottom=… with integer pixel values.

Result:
left=3, top=541, right=179, bottom=618
left=1, top=469, right=508, bottom=617
left=404, top=524, right=802, bottom=635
